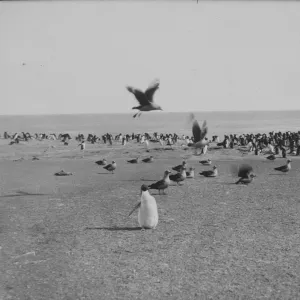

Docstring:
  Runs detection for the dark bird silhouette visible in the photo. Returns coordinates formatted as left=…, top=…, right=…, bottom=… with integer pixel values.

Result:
left=126, top=79, right=162, bottom=118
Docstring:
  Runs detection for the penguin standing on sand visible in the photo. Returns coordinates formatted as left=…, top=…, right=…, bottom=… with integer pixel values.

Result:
left=129, top=185, right=158, bottom=230
left=78, top=140, right=86, bottom=157
left=79, top=140, right=86, bottom=151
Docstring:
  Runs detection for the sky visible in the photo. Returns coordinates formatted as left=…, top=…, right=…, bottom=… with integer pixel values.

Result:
left=0, top=0, right=300, bottom=115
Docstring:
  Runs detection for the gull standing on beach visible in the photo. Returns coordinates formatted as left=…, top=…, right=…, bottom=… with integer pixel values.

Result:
left=148, top=170, right=171, bottom=194
left=128, top=185, right=158, bottom=229
left=126, top=79, right=163, bottom=118
left=274, top=159, right=291, bottom=173
left=78, top=140, right=86, bottom=158
left=170, top=167, right=187, bottom=185
left=103, top=161, right=117, bottom=174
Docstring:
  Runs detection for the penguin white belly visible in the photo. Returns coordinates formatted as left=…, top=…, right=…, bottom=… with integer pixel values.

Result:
left=138, top=200, right=158, bottom=229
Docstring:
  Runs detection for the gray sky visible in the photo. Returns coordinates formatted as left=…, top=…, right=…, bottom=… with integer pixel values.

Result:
left=0, top=1, right=299, bottom=115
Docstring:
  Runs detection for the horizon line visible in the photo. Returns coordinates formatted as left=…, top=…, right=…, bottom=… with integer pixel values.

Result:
left=0, top=109, right=299, bottom=117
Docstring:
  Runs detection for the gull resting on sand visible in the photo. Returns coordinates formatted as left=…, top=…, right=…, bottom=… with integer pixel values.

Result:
left=199, top=166, right=218, bottom=177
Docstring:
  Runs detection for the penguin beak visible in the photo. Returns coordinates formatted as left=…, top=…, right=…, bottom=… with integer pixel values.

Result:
left=128, top=202, right=141, bottom=216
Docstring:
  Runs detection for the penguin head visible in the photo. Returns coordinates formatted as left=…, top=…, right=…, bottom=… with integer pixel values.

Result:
left=141, top=184, right=149, bottom=192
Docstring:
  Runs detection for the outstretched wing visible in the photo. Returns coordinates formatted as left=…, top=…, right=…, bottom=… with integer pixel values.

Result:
left=192, top=120, right=201, bottom=142
left=237, top=164, right=253, bottom=178
left=188, top=113, right=195, bottom=123
left=200, top=120, right=208, bottom=140
left=126, top=86, right=149, bottom=106
left=145, top=79, right=160, bottom=102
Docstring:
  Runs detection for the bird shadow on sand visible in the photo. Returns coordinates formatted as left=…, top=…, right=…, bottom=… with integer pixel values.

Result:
left=120, top=179, right=155, bottom=182
left=150, top=193, right=169, bottom=195
left=97, top=173, right=113, bottom=175
left=212, top=182, right=237, bottom=185
left=85, top=226, right=141, bottom=231
left=0, top=192, right=49, bottom=198
left=140, top=179, right=157, bottom=181
left=269, top=173, right=286, bottom=176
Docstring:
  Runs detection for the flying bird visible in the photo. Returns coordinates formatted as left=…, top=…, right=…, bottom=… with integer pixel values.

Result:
left=126, top=79, right=163, bottom=118
left=148, top=170, right=171, bottom=194
left=234, top=164, right=256, bottom=184
left=274, top=159, right=291, bottom=173
left=188, top=113, right=208, bottom=155
left=128, top=184, right=159, bottom=229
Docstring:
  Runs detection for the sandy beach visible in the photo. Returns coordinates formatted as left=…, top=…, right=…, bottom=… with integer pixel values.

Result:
left=1, top=135, right=300, bottom=299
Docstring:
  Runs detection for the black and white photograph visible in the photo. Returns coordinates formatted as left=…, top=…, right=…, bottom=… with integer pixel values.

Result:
left=1, top=0, right=300, bottom=299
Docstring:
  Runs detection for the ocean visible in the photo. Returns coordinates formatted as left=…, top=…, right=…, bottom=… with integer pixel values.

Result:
left=0, top=111, right=299, bottom=138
